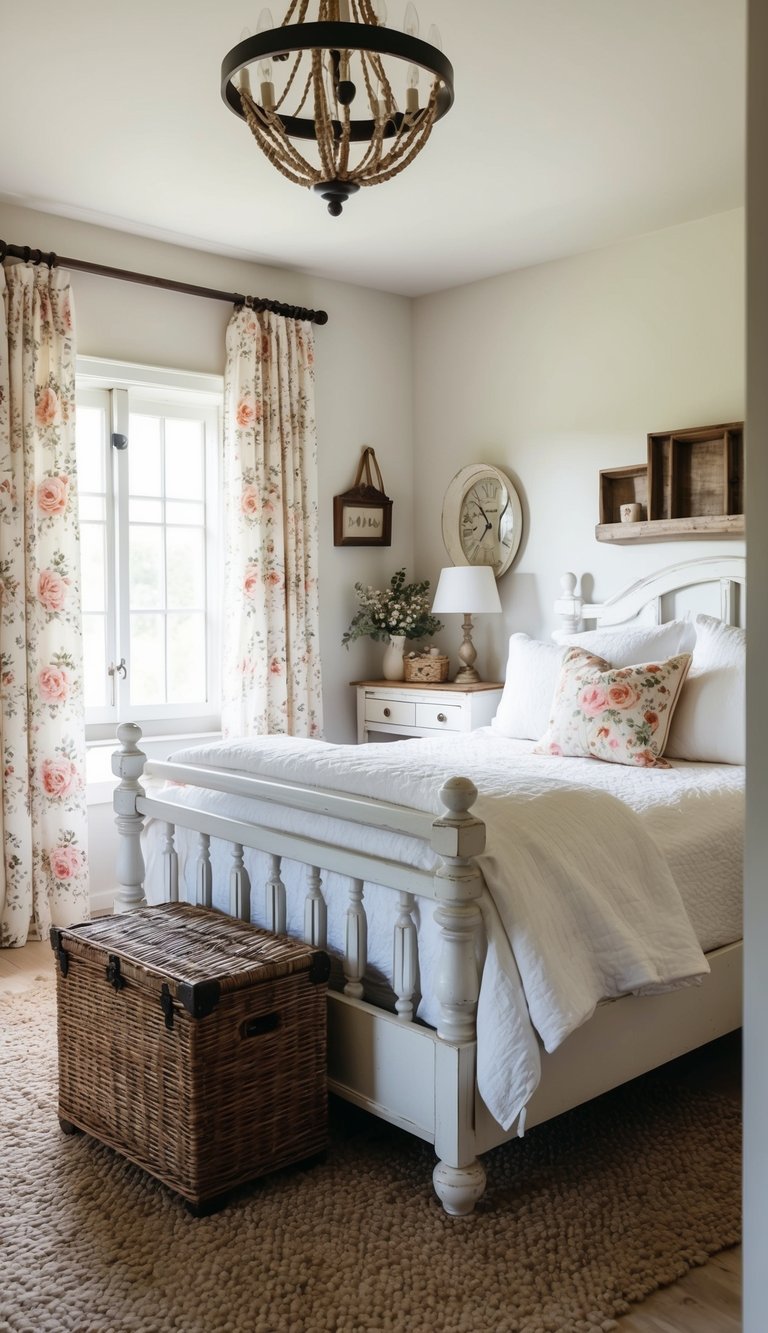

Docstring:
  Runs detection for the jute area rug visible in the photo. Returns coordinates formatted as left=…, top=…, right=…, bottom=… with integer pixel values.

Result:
left=0, top=982, right=739, bottom=1333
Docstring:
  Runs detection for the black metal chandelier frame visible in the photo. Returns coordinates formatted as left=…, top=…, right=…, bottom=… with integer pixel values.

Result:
left=221, top=21, right=454, bottom=142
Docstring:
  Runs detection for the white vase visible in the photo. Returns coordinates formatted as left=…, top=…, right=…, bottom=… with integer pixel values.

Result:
left=382, top=635, right=406, bottom=681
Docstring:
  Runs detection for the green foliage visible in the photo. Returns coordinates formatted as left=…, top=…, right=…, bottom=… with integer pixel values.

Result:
left=342, top=568, right=444, bottom=647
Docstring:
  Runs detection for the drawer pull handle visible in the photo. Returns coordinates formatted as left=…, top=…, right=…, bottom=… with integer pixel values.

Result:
left=437, top=713, right=447, bottom=723
left=383, top=707, right=391, bottom=718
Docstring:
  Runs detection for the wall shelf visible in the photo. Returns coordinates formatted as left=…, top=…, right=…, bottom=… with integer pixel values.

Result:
left=596, top=421, right=744, bottom=544
left=596, top=514, right=745, bottom=544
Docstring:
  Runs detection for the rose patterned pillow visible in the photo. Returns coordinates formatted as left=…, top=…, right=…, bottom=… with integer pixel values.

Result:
left=534, top=647, right=692, bottom=768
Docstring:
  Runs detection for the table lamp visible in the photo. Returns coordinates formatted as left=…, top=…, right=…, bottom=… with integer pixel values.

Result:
left=431, top=566, right=502, bottom=684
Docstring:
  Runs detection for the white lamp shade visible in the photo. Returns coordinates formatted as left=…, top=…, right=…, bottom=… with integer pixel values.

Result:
left=431, top=565, right=502, bottom=614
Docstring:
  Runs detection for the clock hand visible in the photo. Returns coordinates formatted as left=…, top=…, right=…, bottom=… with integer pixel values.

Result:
left=474, top=502, right=493, bottom=537
left=497, top=494, right=510, bottom=538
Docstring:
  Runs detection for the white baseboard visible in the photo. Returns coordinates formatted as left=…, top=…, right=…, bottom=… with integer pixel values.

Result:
left=89, top=886, right=116, bottom=915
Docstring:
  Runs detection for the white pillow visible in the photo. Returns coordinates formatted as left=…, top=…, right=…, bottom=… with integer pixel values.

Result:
left=493, top=621, right=696, bottom=741
left=491, top=634, right=564, bottom=740
left=553, top=619, right=696, bottom=663
left=666, top=614, right=746, bottom=764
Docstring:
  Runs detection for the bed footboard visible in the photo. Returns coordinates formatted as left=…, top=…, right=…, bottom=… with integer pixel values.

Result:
left=112, top=723, right=489, bottom=1215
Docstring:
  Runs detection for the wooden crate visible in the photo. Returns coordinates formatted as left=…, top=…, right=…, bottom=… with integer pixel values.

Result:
left=51, top=904, right=329, bottom=1212
left=598, top=464, right=648, bottom=524
left=648, top=422, right=744, bottom=520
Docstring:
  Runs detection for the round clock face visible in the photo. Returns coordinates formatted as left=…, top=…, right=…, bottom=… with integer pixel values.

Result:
left=441, top=465, right=523, bottom=578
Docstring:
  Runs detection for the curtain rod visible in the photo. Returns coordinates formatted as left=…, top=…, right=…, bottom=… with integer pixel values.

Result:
left=0, top=239, right=328, bottom=327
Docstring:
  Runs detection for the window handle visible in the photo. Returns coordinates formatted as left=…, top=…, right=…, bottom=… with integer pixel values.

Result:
left=108, top=658, right=127, bottom=706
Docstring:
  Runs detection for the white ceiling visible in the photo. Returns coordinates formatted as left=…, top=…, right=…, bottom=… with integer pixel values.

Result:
left=0, top=1, right=745, bottom=297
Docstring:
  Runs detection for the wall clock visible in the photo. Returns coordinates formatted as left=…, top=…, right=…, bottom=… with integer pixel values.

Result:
left=441, top=464, right=523, bottom=578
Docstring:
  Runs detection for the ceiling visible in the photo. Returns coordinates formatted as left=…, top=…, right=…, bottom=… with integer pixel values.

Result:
left=0, top=1, right=745, bottom=297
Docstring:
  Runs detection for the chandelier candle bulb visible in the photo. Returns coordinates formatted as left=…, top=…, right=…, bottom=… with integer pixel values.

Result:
left=238, top=28, right=252, bottom=96
left=403, top=2, right=420, bottom=38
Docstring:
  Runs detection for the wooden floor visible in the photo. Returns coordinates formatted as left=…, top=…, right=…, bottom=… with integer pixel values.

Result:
left=0, top=940, right=742, bottom=1332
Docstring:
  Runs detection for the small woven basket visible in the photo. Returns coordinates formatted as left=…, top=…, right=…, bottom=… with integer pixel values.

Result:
left=404, top=654, right=450, bottom=683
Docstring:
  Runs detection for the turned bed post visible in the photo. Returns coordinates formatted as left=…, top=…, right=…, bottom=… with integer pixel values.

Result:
left=430, top=776, right=487, bottom=1216
left=554, top=571, right=582, bottom=633
left=112, top=722, right=148, bottom=913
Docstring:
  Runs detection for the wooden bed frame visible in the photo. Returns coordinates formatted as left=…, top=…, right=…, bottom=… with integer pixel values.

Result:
left=111, top=556, right=744, bottom=1215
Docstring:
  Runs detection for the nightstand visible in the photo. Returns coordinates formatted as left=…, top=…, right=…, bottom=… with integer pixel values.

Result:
left=352, top=680, right=504, bottom=743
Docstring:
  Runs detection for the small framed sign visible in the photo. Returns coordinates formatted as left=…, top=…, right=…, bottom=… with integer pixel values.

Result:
left=333, top=447, right=392, bottom=547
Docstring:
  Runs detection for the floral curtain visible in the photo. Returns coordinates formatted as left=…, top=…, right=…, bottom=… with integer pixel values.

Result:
left=222, top=308, right=323, bottom=738
left=0, top=264, right=89, bottom=947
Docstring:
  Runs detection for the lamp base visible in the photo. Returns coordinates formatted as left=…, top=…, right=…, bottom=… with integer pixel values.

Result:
left=453, top=665, right=481, bottom=685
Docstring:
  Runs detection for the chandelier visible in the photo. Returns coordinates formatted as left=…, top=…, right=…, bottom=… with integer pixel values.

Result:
left=221, top=1, right=454, bottom=216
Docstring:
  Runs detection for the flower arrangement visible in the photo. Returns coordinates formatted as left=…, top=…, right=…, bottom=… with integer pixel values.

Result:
left=342, top=568, right=444, bottom=646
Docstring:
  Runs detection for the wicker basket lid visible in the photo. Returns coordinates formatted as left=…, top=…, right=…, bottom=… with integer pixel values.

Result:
left=52, top=904, right=329, bottom=1015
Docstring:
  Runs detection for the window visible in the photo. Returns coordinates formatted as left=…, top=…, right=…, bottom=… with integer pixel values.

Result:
left=76, top=360, right=222, bottom=740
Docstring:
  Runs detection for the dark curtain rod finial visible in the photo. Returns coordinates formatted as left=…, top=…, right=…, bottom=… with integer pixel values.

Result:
left=0, top=239, right=328, bottom=327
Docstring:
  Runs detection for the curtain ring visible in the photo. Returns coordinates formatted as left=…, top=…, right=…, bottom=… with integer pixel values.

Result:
left=22, top=247, right=31, bottom=263
left=0, top=240, right=7, bottom=263
left=49, top=252, right=58, bottom=269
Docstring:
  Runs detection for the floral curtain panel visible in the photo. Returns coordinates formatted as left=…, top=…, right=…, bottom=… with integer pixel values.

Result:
left=0, top=264, right=89, bottom=946
left=222, top=308, right=323, bottom=738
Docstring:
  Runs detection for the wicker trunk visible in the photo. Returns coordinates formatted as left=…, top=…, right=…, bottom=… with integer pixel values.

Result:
left=51, top=904, right=330, bottom=1212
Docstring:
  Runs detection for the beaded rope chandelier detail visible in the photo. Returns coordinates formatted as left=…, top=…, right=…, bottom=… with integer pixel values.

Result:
left=221, top=0, right=454, bottom=215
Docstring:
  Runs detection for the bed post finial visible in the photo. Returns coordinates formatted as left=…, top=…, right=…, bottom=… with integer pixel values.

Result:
left=112, top=723, right=147, bottom=913
left=554, top=571, right=582, bottom=634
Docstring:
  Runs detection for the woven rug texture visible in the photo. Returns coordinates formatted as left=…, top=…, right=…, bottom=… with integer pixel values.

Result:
left=0, top=982, right=740, bottom=1333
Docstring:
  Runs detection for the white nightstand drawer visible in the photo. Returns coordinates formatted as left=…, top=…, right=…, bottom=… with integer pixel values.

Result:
left=415, top=702, right=463, bottom=732
left=364, top=696, right=416, bottom=727
left=354, top=682, right=503, bottom=743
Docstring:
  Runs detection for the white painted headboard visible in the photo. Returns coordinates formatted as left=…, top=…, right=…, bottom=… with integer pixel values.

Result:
left=554, top=556, right=746, bottom=633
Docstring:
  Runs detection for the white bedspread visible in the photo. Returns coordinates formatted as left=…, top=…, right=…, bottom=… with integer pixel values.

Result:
left=142, top=733, right=743, bottom=1131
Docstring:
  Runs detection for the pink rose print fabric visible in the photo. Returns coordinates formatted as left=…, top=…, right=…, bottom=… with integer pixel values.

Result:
left=0, top=264, right=89, bottom=946
left=534, top=647, right=692, bottom=768
left=222, top=308, right=322, bottom=739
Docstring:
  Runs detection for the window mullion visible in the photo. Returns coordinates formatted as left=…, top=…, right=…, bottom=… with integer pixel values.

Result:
left=112, top=388, right=131, bottom=719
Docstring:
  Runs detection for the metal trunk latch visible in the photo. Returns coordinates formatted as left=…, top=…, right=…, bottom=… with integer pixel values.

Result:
left=49, top=928, right=69, bottom=977
left=160, top=984, right=175, bottom=1030
left=105, top=955, right=126, bottom=991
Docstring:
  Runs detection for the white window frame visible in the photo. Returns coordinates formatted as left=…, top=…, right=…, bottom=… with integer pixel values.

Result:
left=77, top=357, right=223, bottom=742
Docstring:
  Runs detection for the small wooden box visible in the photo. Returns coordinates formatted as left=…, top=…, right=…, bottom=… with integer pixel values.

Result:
left=51, top=904, right=329, bottom=1212
left=648, top=422, right=744, bottom=520
left=599, top=464, right=649, bottom=524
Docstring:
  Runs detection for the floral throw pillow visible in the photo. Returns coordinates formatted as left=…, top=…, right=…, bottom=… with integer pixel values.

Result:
left=534, top=648, right=693, bottom=768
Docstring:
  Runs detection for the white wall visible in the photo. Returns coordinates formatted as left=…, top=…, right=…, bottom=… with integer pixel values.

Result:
left=0, top=200, right=415, bottom=743
left=744, top=0, right=768, bottom=1320
left=412, top=211, right=745, bottom=678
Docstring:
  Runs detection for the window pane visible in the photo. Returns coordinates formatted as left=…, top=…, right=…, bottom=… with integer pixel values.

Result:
left=167, top=613, right=206, bottom=703
left=130, top=614, right=166, bottom=705
left=166, top=500, right=205, bottom=526
left=165, top=419, right=204, bottom=500
left=130, top=526, right=164, bottom=610
left=130, top=498, right=163, bottom=524
left=128, top=414, right=162, bottom=496
left=76, top=405, right=106, bottom=492
left=78, top=495, right=105, bottom=523
left=167, top=528, right=204, bottom=609
left=80, top=524, right=106, bottom=613
left=83, top=614, right=107, bottom=708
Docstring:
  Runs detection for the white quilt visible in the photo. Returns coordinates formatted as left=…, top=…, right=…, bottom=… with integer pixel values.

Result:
left=142, top=733, right=743, bottom=1131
